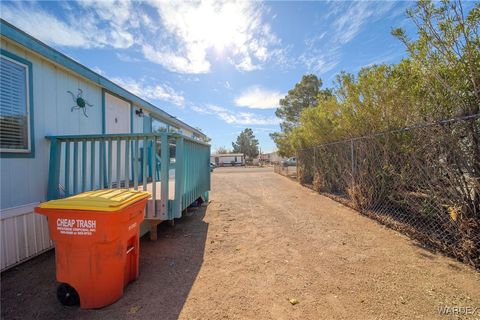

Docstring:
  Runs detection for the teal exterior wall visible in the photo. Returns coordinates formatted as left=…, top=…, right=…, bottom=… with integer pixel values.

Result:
left=0, top=38, right=103, bottom=210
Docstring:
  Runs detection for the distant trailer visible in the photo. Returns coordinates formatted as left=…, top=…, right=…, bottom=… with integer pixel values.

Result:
left=211, top=153, right=245, bottom=166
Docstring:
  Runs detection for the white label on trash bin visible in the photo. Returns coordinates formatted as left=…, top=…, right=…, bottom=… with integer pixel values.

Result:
left=56, top=218, right=96, bottom=236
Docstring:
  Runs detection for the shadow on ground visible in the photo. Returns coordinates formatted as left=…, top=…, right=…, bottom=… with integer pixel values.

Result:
left=1, top=206, right=209, bottom=320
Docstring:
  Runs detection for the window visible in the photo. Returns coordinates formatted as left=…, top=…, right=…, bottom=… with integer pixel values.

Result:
left=0, top=52, right=33, bottom=156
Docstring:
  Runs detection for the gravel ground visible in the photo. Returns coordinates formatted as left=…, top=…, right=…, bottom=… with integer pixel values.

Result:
left=1, top=167, right=479, bottom=319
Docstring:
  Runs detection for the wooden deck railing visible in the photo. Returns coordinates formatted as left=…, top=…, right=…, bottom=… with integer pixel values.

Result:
left=46, top=133, right=210, bottom=221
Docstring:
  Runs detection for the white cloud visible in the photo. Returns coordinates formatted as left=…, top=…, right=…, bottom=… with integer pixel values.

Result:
left=190, top=105, right=208, bottom=114
left=141, top=1, right=280, bottom=73
left=116, top=53, right=141, bottom=63
left=0, top=0, right=281, bottom=74
left=300, top=47, right=341, bottom=74
left=141, top=43, right=211, bottom=74
left=1, top=3, right=92, bottom=48
left=219, top=111, right=279, bottom=126
left=0, top=1, right=137, bottom=49
left=300, top=1, right=397, bottom=74
left=332, top=1, right=395, bottom=45
left=91, top=66, right=106, bottom=76
left=233, top=56, right=261, bottom=72
left=234, top=86, right=284, bottom=109
left=75, top=66, right=184, bottom=107
left=191, top=105, right=279, bottom=126
left=112, top=77, right=185, bottom=107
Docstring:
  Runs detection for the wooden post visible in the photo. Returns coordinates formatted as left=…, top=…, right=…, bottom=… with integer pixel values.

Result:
left=65, top=141, right=70, bottom=196
left=90, top=140, right=96, bottom=190
left=99, top=139, right=105, bottom=188
left=82, top=140, right=87, bottom=192
left=173, top=137, right=185, bottom=219
left=108, top=139, right=113, bottom=189
left=160, top=134, right=169, bottom=220
left=149, top=220, right=160, bottom=241
left=73, top=141, right=79, bottom=194
left=124, top=138, right=130, bottom=188
left=133, top=139, right=139, bottom=190
left=151, top=136, right=157, bottom=217
left=116, top=138, right=121, bottom=188
left=47, top=138, right=61, bottom=200
left=142, top=137, right=148, bottom=217
left=142, top=137, right=148, bottom=191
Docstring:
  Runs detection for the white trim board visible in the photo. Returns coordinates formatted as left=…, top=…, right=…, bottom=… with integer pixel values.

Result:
left=0, top=202, right=39, bottom=219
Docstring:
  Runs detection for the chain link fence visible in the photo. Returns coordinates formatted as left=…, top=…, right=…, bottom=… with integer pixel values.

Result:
left=296, top=115, right=480, bottom=269
left=273, top=164, right=297, bottom=179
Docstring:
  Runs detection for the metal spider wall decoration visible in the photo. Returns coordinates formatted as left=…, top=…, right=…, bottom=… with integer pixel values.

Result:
left=67, top=89, right=93, bottom=118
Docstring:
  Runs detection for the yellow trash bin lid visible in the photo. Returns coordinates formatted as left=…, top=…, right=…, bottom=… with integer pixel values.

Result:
left=39, top=189, right=150, bottom=212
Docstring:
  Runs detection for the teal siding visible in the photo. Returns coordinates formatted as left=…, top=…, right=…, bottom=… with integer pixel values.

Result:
left=0, top=37, right=102, bottom=210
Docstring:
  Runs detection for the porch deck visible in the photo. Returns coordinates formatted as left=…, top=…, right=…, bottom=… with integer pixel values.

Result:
left=46, top=132, right=211, bottom=239
left=138, top=179, right=176, bottom=200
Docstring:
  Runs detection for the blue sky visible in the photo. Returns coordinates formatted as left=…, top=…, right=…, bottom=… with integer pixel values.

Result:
left=1, top=1, right=417, bottom=152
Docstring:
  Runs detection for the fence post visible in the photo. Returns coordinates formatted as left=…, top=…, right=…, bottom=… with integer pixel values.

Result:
left=150, top=136, right=157, bottom=218
left=47, top=138, right=61, bottom=200
left=160, top=134, right=169, bottom=220
left=173, top=136, right=184, bottom=219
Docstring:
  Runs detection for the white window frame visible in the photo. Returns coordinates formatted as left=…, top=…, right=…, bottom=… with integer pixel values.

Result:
left=0, top=54, right=32, bottom=154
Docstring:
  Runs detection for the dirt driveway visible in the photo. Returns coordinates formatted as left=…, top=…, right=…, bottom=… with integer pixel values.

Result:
left=1, top=167, right=479, bottom=319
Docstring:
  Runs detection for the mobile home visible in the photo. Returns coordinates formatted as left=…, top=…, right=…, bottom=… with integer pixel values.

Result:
left=0, top=19, right=210, bottom=271
left=211, top=153, right=245, bottom=166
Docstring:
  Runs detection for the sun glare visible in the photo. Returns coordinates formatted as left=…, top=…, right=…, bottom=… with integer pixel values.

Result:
left=185, top=1, right=251, bottom=53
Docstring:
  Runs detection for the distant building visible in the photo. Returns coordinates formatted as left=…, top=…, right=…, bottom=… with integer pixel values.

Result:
left=211, top=153, right=245, bottom=166
left=260, top=152, right=285, bottom=164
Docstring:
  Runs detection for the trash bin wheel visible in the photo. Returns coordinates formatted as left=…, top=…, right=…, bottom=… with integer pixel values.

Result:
left=57, top=283, right=80, bottom=306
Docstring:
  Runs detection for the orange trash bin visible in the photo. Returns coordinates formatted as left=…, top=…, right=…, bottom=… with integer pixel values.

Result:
left=35, top=189, right=150, bottom=309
